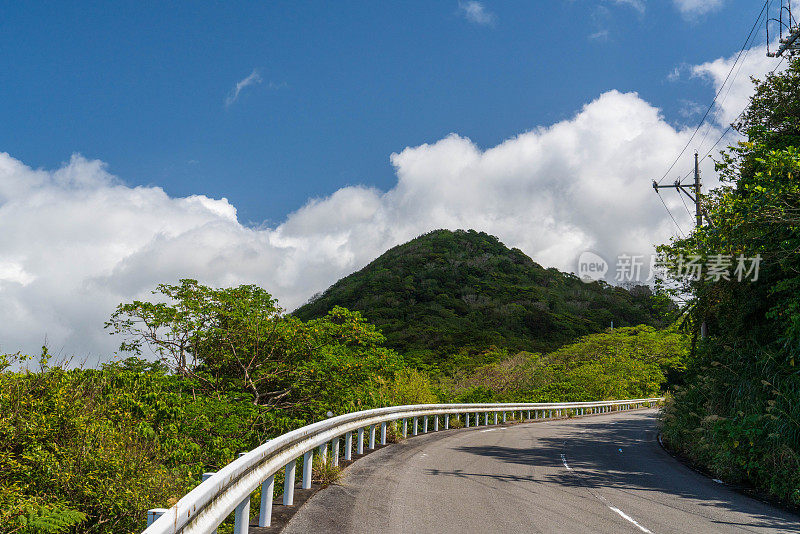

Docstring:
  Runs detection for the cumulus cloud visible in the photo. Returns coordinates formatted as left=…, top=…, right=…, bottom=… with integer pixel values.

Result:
left=458, top=1, right=496, bottom=26
left=673, top=0, right=725, bottom=17
left=690, top=41, right=783, bottom=127
left=0, top=43, right=772, bottom=363
left=225, top=69, right=262, bottom=107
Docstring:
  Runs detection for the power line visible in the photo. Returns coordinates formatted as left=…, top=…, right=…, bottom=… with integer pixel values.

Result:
left=697, top=8, right=765, bottom=155
left=656, top=190, right=685, bottom=237
left=700, top=54, right=787, bottom=161
left=657, top=0, right=769, bottom=185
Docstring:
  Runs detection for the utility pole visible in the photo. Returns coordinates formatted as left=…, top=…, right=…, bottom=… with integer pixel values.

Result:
left=766, top=1, right=800, bottom=58
left=694, top=152, right=702, bottom=229
left=652, top=152, right=707, bottom=230
left=653, top=152, right=709, bottom=338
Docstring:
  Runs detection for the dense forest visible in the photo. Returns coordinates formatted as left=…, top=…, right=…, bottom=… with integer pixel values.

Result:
left=659, top=57, right=800, bottom=507
left=295, top=229, right=672, bottom=372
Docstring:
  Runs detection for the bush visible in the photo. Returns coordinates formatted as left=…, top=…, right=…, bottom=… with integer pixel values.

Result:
left=312, top=457, right=342, bottom=486
left=378, top=368, right=437, bottom=405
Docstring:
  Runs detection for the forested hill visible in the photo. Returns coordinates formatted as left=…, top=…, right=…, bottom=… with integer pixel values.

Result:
left=294, top=229, right=670, bottom=370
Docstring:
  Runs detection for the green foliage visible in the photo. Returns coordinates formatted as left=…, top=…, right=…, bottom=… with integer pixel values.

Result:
left=0, top=355, right=189, bottom=533
left=378, top=368, right=437, bottom=406
left=448, top=326, right=688, bottom=403
left=295, top=229, right=674, bottom=374
left=658, top=58, right=800, bottom=506
left=6, top=504, right=87, bottom=534
left=2, top=296, right=408, bottom=533
left=107, top=281, right=404, bottom=415
left=311, top=456, right=342, bottom=486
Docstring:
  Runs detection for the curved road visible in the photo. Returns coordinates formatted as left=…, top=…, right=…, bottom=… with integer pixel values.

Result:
left=284, top=410, right=799, bottom=533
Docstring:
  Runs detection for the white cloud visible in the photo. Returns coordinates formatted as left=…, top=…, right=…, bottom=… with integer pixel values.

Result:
left=458, top=1, right=496, bottom=26
left=225, top=69, right=262, bottom=107
left=589, top=29, right=610, bottom=41
left=673, top=0, right=725, bottom=17
left=1, top=43, right=775, bottom=364
left=691, top=41, right=784, bottom=127
left=677, top=99, right=704, bottom=119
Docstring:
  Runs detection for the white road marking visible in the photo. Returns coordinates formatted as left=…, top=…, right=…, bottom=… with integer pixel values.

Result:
left=713, top=479, right=723, bottom=484
left=560, top=453, right=572, bottom=471
left=479, top=429, right=497, bottom=433
left=561, top=453, right=654, bottom=534
left=608, top=506, right=654, bottom=534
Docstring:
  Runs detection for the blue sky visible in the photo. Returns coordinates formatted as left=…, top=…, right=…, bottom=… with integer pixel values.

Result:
left=0, top=0, right=766, bottom=225
left=0, top=1, right=784, bottom=359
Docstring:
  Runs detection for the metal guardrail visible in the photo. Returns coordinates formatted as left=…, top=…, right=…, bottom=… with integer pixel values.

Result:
left=143, top=398, right=662, bottom=534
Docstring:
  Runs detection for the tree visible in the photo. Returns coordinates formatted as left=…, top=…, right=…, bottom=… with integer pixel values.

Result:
left=106, top=281, right=403, bottom=410
left=658, top=57, right=800, bottom=506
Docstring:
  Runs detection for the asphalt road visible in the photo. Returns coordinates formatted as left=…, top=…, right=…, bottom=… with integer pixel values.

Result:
left=283, top=410, right=800, bottom=533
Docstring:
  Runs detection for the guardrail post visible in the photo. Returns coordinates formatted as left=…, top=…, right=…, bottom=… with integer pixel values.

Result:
left=434, top=415, right=439, bottom=431
left=357, top=427, right=365, bottom=454
left=381, top=422, right=387, bottom=445
left=147, top=509, right=167, bottom=526
left=259, top=475, right=274, bottom=527
left=234, top=494, right=250, bottom=534
left=283, top=460, right=296, bottom=506
left=423, top=416, right=428, bottom=433
left=302, top=450, right=313, bottom=489
left=465, top=413, right=470, bottom=427
left=332, top=437, right=340, bottom=466
left=403, top=418, right=408, bottom=437
left=319, top=442, right=328, bottom=463
left=484, top=412, right=489, bottom=425
left=503, top=412, right=507, bottom=423
left=345, top=432, right=353, bottom=460
left=444, top=414, right=449, bottom=429
left=233, top=453, right=250, bottom=534
left=413, top=417, right=419, bottom=435
left=493, top=412, right=498, bottom=425
left=527, top=410, right=531, bottom=420
left=369, top=425, right=376, bottom=449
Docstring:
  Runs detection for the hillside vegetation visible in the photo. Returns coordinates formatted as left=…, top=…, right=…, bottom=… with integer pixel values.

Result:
left=295, top=229, right=672, bottom=372
left=449, top=325, right=687, bottom=403
left=659, top=57, right=800, bottom=506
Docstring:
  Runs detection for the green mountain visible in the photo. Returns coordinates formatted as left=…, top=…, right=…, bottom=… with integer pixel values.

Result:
left=294, top=229, right=670, bottom=371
